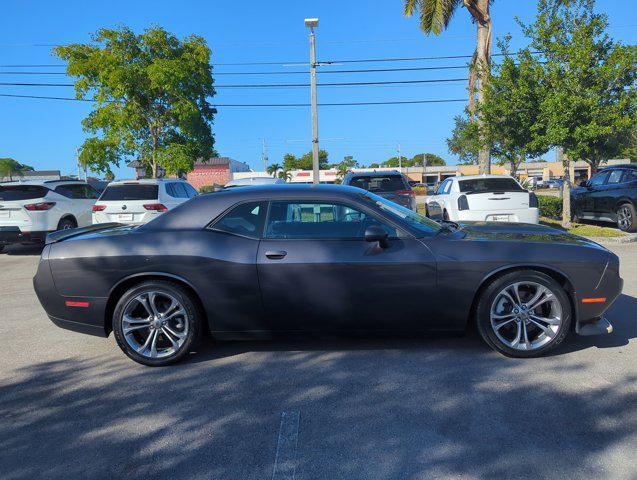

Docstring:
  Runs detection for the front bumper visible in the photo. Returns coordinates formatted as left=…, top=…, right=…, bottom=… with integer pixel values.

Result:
left=0, top=226, right=48, bottom=245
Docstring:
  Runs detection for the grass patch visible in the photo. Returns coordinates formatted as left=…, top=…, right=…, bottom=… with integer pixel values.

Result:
left=540, top=217, right=625, bottom=238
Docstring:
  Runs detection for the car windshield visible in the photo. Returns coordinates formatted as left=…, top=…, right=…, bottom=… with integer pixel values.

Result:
left=0, top=185, right=49, bottom=201
left=349, top=175, right=406, bottom=193
left=100, top=184, right=159, bottom=201
left=458, top=178, right=524, bottom=193
left=359, top=192, right=442, bottom=236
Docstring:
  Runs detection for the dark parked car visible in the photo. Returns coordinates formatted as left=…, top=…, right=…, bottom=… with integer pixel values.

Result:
left=342, top=171, right=416, bottom=211
left=571, top=165, right=637, bottom=232
left=34, top=184, right=622, bottom=366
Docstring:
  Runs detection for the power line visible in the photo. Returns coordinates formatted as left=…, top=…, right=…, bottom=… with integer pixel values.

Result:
left=0, top=77, right=469, bottom=88
left=0, top=65, right=472, bottom=76
left=0, top=92, right=467, bottom=106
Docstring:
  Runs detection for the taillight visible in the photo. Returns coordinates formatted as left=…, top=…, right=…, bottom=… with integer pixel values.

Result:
left=24, top=202, right=56, bottom=211
left=457, top=195, right=469, bottom=211
left=92, top=204, right=107, bottom=212
left=529, top=192, right=538, bottom=208
left=143, top=203, right=168, bottom=212
left=396, top=189, right=415, bottom=196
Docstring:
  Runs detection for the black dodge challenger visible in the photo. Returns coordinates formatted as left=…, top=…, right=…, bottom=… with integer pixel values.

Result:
left=34, top=184, right=622, bottom=366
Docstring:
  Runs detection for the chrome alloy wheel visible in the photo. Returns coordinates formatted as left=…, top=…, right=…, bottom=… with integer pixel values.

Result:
left=490, top=281, right=563, bottom=351
left=617, top=205, right=633, bottom=231
left=121, top=291, right=189, bottom=359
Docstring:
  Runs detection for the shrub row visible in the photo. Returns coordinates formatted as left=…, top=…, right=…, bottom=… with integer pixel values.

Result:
left=538, top=195, right=562, bottom=220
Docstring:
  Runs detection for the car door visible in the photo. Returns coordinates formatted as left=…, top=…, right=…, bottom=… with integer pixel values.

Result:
left=257, top=198, right=437, bottom=333
left=596, top=169, right=625, bottom=216
left=581, top=171, right=609, bottom=216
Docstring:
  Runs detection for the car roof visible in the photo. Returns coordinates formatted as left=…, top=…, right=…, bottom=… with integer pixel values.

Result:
left=345, top=170, right=403, bottom=177
left=599, top=164, right=637, bottom=171
left=456, top=174, right=515, bottom=181
left=108, top=178, right=188, bottom=185
left=0, top=179, right=90, bottom=187
left=225, top=177, right=285, bottom=187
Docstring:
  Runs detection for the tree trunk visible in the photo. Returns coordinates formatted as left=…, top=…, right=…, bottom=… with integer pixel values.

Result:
left=561, top=151, right=572, bottom=229
left=474, top=0, right=492, bottom=175
left=467, top=50, right=478, bottom=121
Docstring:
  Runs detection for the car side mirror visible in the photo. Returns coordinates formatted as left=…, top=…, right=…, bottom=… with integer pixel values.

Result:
left=364, top=225, right=389, bottom=249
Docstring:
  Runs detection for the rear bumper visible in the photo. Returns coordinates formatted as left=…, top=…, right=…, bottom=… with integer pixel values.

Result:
left=456, top=208, right=539, bottom=224
left=0, top=226, right=48, bottom=245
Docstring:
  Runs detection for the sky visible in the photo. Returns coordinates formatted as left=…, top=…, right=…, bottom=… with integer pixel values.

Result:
left=1, top=0, right=636, bottom=179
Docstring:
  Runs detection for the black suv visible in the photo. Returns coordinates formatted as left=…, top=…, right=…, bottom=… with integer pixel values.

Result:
left=342, top=171, right=416, bottom=211
left=571, top=164, right=637, bottom=232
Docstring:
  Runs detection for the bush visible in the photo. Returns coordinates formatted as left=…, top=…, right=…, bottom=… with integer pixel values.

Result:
left=198, top=185, right=217, bottom=194
left=412, top=186, right=427, bottom=195
left=538, top=195, right=562, bottom=220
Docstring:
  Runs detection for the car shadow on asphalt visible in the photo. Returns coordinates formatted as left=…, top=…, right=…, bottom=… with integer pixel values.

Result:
left=186, top=293, right=637, bottom=363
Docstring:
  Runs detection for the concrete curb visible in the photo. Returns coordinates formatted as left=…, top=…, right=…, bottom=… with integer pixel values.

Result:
left=585, top=234, right=637, bottom=245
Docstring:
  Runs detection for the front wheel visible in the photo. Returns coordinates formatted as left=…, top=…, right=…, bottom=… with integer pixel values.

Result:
left=475, top=270, right=572, bottom=358
left=112, top=281, right=202, bottom=366
left=617, top=203, right=637, bottom=233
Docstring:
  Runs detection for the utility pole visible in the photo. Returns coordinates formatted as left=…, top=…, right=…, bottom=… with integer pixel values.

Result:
left=305, top=18, right=320, bottom=185
left=261, top=139, right=268, bottom=174
left=397, top=143, right=402, bottom=172
left=422, top=153, right=428, bottom=185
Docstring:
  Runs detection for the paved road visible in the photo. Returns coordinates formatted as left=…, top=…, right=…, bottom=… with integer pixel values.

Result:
left=1, top=243, right=636, bottom=480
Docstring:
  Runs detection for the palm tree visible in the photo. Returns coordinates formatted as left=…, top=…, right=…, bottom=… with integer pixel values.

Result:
left=267, top=163, right=281, bottom=177
left=0, top=158, right=33, bottom=181
left=403, top=0, right=492, bottom=174
left=277, top=169, right=292, bottom=181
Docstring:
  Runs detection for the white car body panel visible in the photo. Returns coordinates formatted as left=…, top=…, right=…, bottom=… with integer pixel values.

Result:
left=425, top=175, right=540, bottom=224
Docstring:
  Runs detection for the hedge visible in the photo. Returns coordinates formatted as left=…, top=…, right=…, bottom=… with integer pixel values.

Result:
left=538, top=195, right=562, bottom=220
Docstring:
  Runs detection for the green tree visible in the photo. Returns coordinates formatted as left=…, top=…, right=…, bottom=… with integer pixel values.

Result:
left=411, top=153, right=446, bottom=167
left=335, top=155, right=359, bottom=180
left=54, top=26, right=216, bottom=178
left=521, top=0, right=637, bottom=226
left=277, top=169, right=292, bottom=181
left=267, top=163, right=281, bottom=177
left=479, top=37, right=547, bottom=177
left=0, top=158, right=34, bottom=181
left=403, top=0, right=493, bottom=173
left=282, top=150, right=328, bottom=170
left=447, top=114, right=482, bottom=165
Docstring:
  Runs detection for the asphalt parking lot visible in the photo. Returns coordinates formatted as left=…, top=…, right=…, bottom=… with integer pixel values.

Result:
left=1, top=243, right=636, bottom=480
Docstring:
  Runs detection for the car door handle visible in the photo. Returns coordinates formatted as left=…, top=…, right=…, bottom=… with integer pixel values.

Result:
left=265, top=250, right=287, bottom=260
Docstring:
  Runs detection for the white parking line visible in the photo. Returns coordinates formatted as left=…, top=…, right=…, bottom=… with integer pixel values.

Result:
left=271, top=411, right=300, bottom=480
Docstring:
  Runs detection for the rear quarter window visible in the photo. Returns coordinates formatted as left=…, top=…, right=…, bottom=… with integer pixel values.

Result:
left=0, top=185, right=49, bottom=201
left=100, top=184, right=159, bottom=201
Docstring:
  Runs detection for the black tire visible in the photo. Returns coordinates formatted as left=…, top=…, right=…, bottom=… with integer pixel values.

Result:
left=475, top=270, right=572, bottom=358
left=112, top=280, right=203, bottom=366
left=57, top=217, right=77, bottom=231
left=616, top=203, right=637, bottom=233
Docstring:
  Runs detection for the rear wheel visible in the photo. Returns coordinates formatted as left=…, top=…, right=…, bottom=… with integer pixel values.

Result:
left=57, top=217, right=77, bottom=231
left=112, top=280, right=202, bottom=366
left=617, top=203, right=637, bottom=233
left=476, top=270, right=571, bottom=358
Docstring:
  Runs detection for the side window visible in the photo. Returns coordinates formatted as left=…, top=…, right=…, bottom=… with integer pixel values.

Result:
left=622, top=170, right=637, bottom=183
left=265, top=200, right=396, bottom=239
left=183, top=183, right=198, bottom=198
left=589, top=172, right=609, bottom=186
left=443, top=180, right=453, bottom=194
left=85, top=186, right=100, bottom=199
left=55, top=184, right=87, bottom=199
left=165, top=183, right=178, bottom=198
left=211, top=201, right=267, bottom=239
left=172, top=183, right=189, bottom=198
left=607, top=170, right=623, bottom=184
left=435, top=180, right=448, bottom=195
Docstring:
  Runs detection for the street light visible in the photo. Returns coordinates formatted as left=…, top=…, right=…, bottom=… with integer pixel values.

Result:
left=305, top=18, right=320, bottom=185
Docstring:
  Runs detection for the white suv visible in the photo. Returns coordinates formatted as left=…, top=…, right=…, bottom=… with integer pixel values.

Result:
left=92, top=178, right=198, bottom=225
left=0, top=180, right=99, bottom=251
left=425, top=174, right=539, bottom=224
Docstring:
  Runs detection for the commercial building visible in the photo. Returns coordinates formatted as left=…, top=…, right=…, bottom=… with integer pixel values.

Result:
left=234, top=159, right=629, bottom=185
